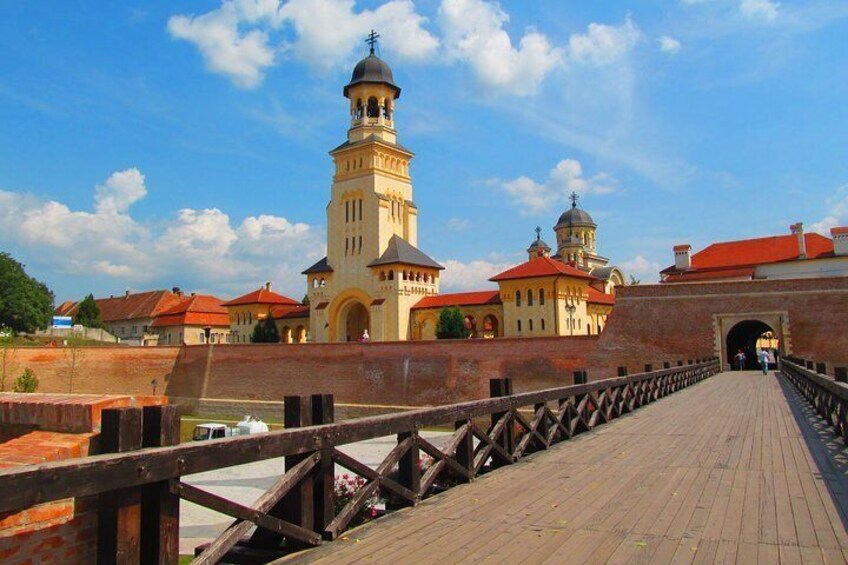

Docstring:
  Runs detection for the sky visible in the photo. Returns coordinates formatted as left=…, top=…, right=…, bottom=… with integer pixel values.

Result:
left=1, top=0, right=847, bottom=304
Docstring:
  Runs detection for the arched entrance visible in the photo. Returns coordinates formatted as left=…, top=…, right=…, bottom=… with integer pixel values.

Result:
left=482, top=315, right=499, bottom=339
left=340, top=301, right=369, bottom=342
left=725, top=319, right=779, bottom=370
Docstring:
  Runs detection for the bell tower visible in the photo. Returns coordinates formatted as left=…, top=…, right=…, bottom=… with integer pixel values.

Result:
left=303, top=31, right=443, bottom=343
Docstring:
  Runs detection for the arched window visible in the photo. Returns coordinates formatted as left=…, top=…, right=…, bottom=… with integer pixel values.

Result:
left=312, top=278, right=318, bottom=289
left=355, top=99, right=363, bottom=119
left=367, top=97, right=379, bottom=118
left=529, top=319, right=534, bottom=331
left=517, top=319, right=522, bottom=332
left=539, top=289, right=545, bottom=305
left=541, top=318, right=546, bottom=331
left=249, top=313, right=252, bottom=324
left=320, top=278, right=326, bottom=287
left=380, top=271, right=386, bottom=281
left=515, top=290, right=521, bottom=307
left=388, top=270, right=395, bottom=280
left=527, top=289, right=534, bottom=306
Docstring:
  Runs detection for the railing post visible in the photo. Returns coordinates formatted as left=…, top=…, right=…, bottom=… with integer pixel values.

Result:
left=251, top=395, right=315, bottom=548
left=98, top=407, right=143, bottom=564
left=312, top=394, right=335, bottom=532
left=398, top=430, right=420, bottom=504
left=140, top=405, right=181, bottom=565
left=490, top=378, right=514, bottom=465
left=835, top=367, right=847, bottom=383
left=454, top=418, right=474, bottom=481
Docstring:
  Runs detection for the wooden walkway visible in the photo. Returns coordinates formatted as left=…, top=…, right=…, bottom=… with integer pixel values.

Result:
left=281, top=372, right=848, bottom=564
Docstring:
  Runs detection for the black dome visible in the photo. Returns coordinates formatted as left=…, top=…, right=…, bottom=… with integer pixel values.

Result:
left=555, top=204, right=596, bottom=229
left=344, top=54, right=401, bottom=98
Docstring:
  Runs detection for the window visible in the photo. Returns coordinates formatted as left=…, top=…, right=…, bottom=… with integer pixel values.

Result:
left=529, top=319, right=534, bottom=331
left=359, top=235, right=363, bottom=254
left=345, top=238, right=349, bottom=256
left=345, top=201, right=349, bottom=223
left=359, top=199, right=363, bottom=221
left=388, top=270, right=394, bottom=280
left=539, top=289, right=545, bottom=305
left=515, top=290, right=521, bottom=307
left=249, top=313, right=253, bottom=324
left=517, top=320, right=522, bottom=332
left=527, top=290, right=534, bottom=306
left=367, top=97, right=379, bottom=118
left=541, top=318, right=546, bottom=331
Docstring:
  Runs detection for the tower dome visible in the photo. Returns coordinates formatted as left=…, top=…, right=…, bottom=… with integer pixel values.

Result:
left=555, top=198, right=596, bottom=229
left=343, top=53, right=401, bottom=99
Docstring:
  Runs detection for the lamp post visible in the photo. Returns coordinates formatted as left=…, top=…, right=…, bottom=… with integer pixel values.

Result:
left=565, top=303, right=576, bottom=336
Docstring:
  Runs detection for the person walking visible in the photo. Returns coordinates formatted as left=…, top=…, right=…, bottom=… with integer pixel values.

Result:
left=734, top=350, right=746, bottom=371
left=758, top=349, right=770, bottom=375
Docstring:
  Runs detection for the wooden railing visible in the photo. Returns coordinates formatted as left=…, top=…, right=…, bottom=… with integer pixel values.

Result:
left=0, top=359, right=720, bottom=563
left=780, top=358, right=848, bottom=445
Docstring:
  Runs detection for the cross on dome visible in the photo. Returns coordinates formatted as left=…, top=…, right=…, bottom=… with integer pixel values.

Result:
left=366, top=30, right=380, bottom=55
left=535, top=226, right=542, bottom=241
left=569, top=192, right=580, bottom=208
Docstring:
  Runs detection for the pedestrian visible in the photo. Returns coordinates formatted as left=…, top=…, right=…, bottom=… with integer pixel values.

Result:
left=758, top=349, right=770, bottom=375
left=361, top=329, right=370, bottom=342
left=734, top=349, right=746, bottom=371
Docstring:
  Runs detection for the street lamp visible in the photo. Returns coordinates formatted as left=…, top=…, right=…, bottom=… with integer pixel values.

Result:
left=565, top=302, right=576, bottom=336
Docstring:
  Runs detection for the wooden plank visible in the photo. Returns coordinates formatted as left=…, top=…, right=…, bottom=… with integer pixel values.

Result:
left=140, top=404, right=181, bottom=565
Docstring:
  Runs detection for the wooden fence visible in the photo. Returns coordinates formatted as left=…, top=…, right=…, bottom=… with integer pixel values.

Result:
left=0, top=359, right=720, bottom=564
left=781, top=358, right=848, bottom=445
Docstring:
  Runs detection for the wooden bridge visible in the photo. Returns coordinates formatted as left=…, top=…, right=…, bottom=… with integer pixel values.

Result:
left=1, top=359, right=847, bottom=564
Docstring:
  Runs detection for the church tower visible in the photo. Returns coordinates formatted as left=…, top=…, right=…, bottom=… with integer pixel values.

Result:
left=303, top=32, right=443, bottom=342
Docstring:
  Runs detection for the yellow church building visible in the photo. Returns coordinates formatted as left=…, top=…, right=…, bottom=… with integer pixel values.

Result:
left=301, top=38, right=622, bottom=343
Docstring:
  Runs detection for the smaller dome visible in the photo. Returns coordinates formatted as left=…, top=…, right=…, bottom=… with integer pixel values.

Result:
left=344, top=54, right=401, bottom=98
left=555, top=202, right=596, bottom=229
left=528, top=238, right=551, bottom=251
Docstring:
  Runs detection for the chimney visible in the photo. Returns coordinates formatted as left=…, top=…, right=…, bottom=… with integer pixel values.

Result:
left=125, top=290, right=130, bottom=297
left=265, top=281, right=272, bottom=291
left=832, top=227, right=848, bottom=256
left=673, top=244, right=691, bottom=270
left=790, top=222, right=806, bottom=259
left=172, top=286, right=182, bottom=297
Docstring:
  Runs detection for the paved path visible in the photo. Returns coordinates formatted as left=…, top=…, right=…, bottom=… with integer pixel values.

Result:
left=281, top=372, right=848, bottom=564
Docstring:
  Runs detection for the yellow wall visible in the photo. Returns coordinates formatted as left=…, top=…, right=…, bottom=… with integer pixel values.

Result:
left=155, top=325, right=230, bottom=346
left=226, top=304, right=274, bottom=344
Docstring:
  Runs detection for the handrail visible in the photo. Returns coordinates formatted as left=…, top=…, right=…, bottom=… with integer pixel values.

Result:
left=0, top=359, right=719, bottom=515
left=780, top=358, right=848, bottom=444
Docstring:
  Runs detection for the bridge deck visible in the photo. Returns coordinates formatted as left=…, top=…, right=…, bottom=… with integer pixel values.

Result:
left=281, top=372, right=848, bottom=564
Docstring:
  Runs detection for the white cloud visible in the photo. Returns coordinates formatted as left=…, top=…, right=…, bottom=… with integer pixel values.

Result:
left=438, top=0, right=563, bottom=96
left=658, top=35, right=682, bottom=54
left=497, top=159, right=616, bottom=215
left=619, top=255, right=662, bottom=283
left=810, top=184, right=848, bottom=235
left=567, top=17, right=642, bottom=66
left=740, top=0, right=780, bottom=22
left=439, top=258, right=511, bottom=292
left=168, top=1, right=279, bottom=89
left=168, top=0, right=438, bottom=87
left=0, top=169, right=323, bottom=299
left=444, top=217, right=471, bottom=231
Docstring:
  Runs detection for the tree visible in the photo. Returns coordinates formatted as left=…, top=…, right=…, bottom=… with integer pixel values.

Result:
left=251, top=313, right=280, bottom=343
left=436, top=307, right=470, bottom=339
left=0, top=253, right=54, bottom=333
left=628, top=275, right=641, bottom=286
left=13, top=368, right=38, bottom=393
left=63, top=331, right=88, bottom=393
left=301, top=294, right=310, bottom=306
left=75, top=294, right=103, bottom=328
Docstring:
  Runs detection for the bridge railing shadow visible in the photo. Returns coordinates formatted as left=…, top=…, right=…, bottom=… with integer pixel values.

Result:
left=777, top=359, right=848, bottom=532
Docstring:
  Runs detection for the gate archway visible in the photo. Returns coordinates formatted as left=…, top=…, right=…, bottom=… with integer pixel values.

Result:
left=725, top=319, right=779, bottom=370
left=339, top=301, right=369, bottom=342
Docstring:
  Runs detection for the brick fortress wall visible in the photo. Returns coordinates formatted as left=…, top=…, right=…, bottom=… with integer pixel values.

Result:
left=587, top=276, right=848, bottom=378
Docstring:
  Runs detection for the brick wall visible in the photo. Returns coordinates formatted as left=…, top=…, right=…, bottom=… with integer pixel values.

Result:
left=588, top=276, right=848, bottom=378
left=0, top=393, right=165, bottom=564
left=166, top=336, right=598, bottom=408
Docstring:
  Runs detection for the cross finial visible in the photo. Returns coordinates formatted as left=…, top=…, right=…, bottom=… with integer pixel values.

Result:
left=535, top=226, right=542, bottom=241
left=569, top=191, right=580, bottom=208
left=366, top=30, right=380, bottom=55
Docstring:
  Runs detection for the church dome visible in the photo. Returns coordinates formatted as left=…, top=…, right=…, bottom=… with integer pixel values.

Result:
left=344, top=53, right=401, bottom=98
left=555, top=203, right=596, bottom=229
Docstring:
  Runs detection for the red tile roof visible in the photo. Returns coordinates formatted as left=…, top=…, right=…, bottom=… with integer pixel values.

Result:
left=150, top=295, right=230, bottom=328
left=661, top=233, right=834, bottom=282
left=490, top=257, right=595, bottom=282
left=55, top=301, right=77, bottom=317
left=222, top=287, right=300, bottom=307
left=587, top=288, right=616, bottom=305
left=96, top=290, right=183, bottom=322
left=271, top=305, right=310, bottom=320
left=412, top=290, right=502, bottom=310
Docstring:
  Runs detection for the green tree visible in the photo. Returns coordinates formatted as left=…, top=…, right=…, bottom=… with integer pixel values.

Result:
left=0, top=326, right=15, bottom=392
left=75, top=294, right=103, bottom=328
left=13, top=367, right=38, bottom=393
left=63, top=331, right=87, bottom=393
left=251, top=313, right=280, bottom=343
left=0, top=253, right=54, bottom=333
left=628, top=274, right=641, bottom=286
left=436, top=307, right=470, bottom=339
left=301, top=294, right=310, bottom=306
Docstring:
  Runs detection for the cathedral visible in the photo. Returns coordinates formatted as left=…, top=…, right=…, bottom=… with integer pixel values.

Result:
left=302, top=38, right=623, bottom=342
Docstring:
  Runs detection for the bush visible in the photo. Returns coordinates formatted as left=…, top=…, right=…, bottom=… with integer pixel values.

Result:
left=13, top=368, right=38, bottom=393
left=334, top=474, right=379, bottom=528
left=436, top=307, right=470, bottom=339
left=251, top=313, right=280, bottom=343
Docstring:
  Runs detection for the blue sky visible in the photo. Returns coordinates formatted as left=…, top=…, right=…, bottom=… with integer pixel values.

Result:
left=1, top=0, right=847, bottom=304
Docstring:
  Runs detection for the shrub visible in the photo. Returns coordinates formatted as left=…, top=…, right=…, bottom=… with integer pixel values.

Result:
left=436, top=307, right=470, bottom=339
left=334, top=473, right=379, bottom=528
left=13, top=368, right=38, bottom=393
